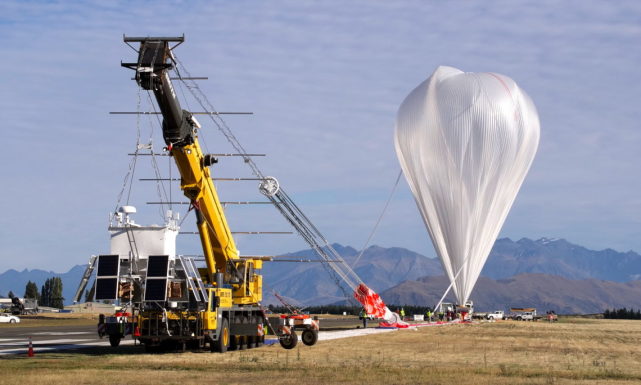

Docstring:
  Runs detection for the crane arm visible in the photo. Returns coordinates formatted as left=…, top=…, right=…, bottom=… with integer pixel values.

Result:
left=123, top=37, right=238, bottom=282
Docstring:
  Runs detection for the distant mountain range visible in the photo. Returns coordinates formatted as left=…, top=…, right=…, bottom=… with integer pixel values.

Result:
left=483, top=237, right=641, bottom=282
left=380, top=274, right=641, bottom=314
left=2, top=237, right=641, bottom=313
left=261, top=244, right=442, bottom=305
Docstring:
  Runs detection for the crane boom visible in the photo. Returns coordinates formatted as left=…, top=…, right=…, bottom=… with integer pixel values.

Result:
left=122, top=36, right=392, bottom=325
left=123, top=37, right=240, bottom=284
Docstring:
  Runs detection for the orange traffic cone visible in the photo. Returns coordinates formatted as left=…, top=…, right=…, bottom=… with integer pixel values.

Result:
left=27, top=336, right=34, bottom=357
left=134, top=325, right=141, bottom=337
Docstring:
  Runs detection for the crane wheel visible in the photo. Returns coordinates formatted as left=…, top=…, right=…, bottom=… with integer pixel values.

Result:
left=238, top=336, right=248, bottom=350
left=302, top=329, right=318, bottom=346
left=229, top=335, right=239, bottom=351
left=109, top=335, right=121, bottom=347
left=212, top=318, right=229, bottom=353
left=279, top=332, right=298, bottom=350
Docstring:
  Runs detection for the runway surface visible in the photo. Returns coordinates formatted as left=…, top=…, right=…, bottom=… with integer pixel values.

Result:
left=0, top=317, right=392, bottom=356
left=0, top=324, right=135, bottom=356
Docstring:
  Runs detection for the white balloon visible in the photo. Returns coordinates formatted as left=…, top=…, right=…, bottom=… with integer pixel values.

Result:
left=395, top=66, right=540, bottom=304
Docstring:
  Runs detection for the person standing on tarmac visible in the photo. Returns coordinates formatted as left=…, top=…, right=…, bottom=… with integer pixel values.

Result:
left=359, top=309, right=368, bottom=328
left=399, top=308, right=405, bottom=321
left=426, top=309, right=432, bottom=322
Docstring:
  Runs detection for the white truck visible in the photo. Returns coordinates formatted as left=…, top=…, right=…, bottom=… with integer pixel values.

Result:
left=516, top=311, right=535, bottom=321
left=486, top=311, right=504, bottom=320
left=512, top=309, right=537, bottom=321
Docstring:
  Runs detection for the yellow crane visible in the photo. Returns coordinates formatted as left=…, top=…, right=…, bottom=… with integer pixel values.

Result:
left=81, top=35, right=368, bottom=351
left=119, top=36, right=264, bottom=352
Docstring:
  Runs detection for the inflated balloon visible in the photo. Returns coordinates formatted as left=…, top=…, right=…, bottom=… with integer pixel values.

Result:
left=395, top=66, right=540, bottom=305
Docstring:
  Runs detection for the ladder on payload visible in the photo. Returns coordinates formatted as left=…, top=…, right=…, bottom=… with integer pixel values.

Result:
left=72, top=255, right=98, bottom=303
left=124, top=224, right=140, bottom=271
left=178, top=256, right=209, bottom=303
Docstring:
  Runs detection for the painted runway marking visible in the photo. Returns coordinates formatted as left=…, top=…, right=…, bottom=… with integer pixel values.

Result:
left=1, top=338, right=91, bottom=347
left=31, top=332, right=96, bottom=336
left=1, top=341, right=31, bottom=347
left=32, top=338, right=93, bottom=344
left=0, top=339, right=135, bottom=356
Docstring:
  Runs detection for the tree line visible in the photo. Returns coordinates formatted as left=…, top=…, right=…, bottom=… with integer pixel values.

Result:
left=2, top=278, right=65, bottom=309
left=603, top=308, right=641, bottom=320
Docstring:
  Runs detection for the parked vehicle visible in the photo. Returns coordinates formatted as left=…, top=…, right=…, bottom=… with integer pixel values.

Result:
left=486, top=311, right=505, bottom=320
left=10, top=297, right=38, bottom=315
left=546, top=310, right=558, bottom=322
left=508, top=307, right=538, bottom=321
left=0, top=313, right=20, bottom=323
left=515, top=311, right=535, bottom=321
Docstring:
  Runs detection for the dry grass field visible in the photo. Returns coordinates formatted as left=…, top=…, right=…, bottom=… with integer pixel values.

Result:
left=1, top=318, right=641, bottom=385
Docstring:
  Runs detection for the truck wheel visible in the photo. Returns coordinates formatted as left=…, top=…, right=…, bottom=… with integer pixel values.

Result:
left=212, top=318, right=230, bottom=353
left=109, top=335, right=121, bottom=347
left=238, top=336, right=248, bottom=350
left=302, top=329, right=318, bottom=346
left=248, top=316, right=258, bottom=348
left=279, top=332, right=298, bottom=350
left=9, top=319, right=16, bottom=324
left=229, top=335, right=239, bottom=351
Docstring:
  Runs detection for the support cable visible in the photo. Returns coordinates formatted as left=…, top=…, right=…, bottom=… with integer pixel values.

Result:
left=433, top=252, right=475, bottom=313
left=172, top=55, right=364, bottom=304
left=351, top=170, right=402, bottom=268
left=142, top=89, right=171, bottom=218
left=114, top=42, right=162, bottom=212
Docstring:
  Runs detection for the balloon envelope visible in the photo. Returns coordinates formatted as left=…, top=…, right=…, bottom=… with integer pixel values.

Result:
left=395, top=66, right=540, bottom=304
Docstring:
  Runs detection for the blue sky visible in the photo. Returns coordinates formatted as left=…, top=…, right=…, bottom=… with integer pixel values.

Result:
left=1, top=0, right=640, bottom=272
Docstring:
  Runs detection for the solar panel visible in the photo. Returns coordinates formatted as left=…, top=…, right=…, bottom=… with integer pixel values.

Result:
left=147, top=255, right=169, bottom=277
left=144, top=255, right=170, bottom=302
left=97, top=255, right=119, bottom=276
left=144, top=279, right=168, bottom=301
left=95, top=278, right=118, bottom=300
left=95, top=255, right=120, bottom=300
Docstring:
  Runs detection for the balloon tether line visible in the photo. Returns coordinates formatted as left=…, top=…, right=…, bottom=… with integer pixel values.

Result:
left=351, top=170, right=403, bottom=268
left=433, top=252, right=474, bottom=312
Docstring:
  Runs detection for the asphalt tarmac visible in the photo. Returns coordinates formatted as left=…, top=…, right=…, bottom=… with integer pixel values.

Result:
left=0, top=316, right=375, bottom=356
left=0, top=323, right=135, bottom=356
